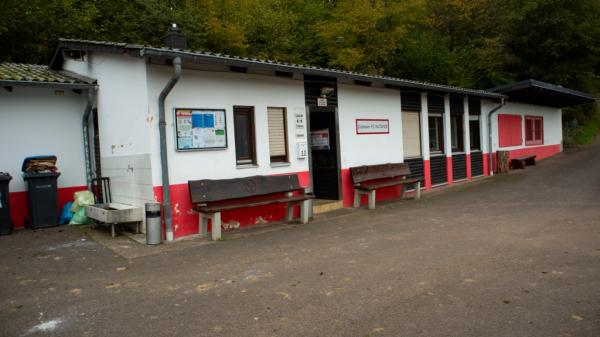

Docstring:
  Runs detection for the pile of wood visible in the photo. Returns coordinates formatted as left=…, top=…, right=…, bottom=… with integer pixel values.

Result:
left=496, top=151, right=510, bottom=174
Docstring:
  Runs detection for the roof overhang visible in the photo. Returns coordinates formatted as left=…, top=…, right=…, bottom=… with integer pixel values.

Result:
left=490, top=79, right=596, bottom=108
left=0, top=80, right=96, bottom=90
left=50, top=38, right=505, bottom=100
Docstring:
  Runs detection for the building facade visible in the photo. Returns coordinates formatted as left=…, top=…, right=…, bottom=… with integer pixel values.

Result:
left=0, top=38, right=594, bottom=239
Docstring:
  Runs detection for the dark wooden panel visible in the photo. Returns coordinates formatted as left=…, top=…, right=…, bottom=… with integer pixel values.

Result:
left=471, top=151, right=483, bottom=176
left=428, top=94, right=445, bottom=114
left=350, top=163, right=411, bottom=184
left=401, top=91, right=421, bottom=112
left=304, top=75, right=337, bottom=113
left=469, top=98, right=481, bottom=115
left=405, top=157, right=424, bottom=180
left=452, top=154, right=467, bottom=180
left=450, top=94, right=464, bottom=115
left=189, top=174, right=300, bottom=204
left=430, top=155, right=447, bottom=185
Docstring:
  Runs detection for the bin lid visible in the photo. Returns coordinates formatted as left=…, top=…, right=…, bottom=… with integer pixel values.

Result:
left=21, top=155, right=57, bottom=173
left=0, top=172, right=11, bottom=181
left=23, top=172, right=61, bottom=179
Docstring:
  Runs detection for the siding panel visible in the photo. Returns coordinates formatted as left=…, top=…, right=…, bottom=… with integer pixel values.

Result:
left=430, top=155, right=447, bottom=185
left=452, top=154, right=467, bottom=180
left=471, top=151, right=483, bottom=176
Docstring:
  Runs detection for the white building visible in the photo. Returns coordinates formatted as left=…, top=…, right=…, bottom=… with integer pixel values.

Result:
left=0, top=34, right=594, bottom=239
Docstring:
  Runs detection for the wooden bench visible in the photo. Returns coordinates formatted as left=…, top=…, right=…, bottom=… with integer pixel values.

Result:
left=350, top=163, right=422, bottom=210
left=188, top=174, right=314, bottom=240
left=511, top=155, right=536, bottom=169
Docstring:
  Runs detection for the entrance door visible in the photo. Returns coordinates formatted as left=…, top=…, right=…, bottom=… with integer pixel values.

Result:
left=304, top=75, right=340, bottom=200
left=309, top=110, right=340, bottom=200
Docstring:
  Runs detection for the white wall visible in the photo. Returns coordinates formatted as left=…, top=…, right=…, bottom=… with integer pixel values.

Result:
left=146, top=65, right=310, bottom=185
left=337, top=84, right=403, bottom=168
left=491, top=102, right=562, bottom=152
left=0, top=86, right=87, bottom=192
left=64, top=52, right=156, bottom=207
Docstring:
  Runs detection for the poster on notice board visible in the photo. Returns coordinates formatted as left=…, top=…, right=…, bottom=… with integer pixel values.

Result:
left=175, top=109, right=227, bottom=150
left=311, top=129, right=330, bottom=150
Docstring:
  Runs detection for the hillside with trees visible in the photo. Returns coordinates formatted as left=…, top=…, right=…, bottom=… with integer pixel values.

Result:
left=1, top=0, right=598, bottom=143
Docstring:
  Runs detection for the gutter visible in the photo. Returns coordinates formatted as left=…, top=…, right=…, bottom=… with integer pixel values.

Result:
left=158, top=56, right=182, bottom=242
left=487, top=98, right=505, bottom=176
left=82, top=87, right=97, bottom=189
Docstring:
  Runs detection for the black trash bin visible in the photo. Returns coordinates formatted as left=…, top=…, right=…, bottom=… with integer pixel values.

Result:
left=0, top=173, right=12, bottom=235
left=22, top=156, right=61, bottom=229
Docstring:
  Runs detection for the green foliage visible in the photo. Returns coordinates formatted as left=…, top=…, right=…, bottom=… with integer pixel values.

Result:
left=1, top=0, right=599, bottom=143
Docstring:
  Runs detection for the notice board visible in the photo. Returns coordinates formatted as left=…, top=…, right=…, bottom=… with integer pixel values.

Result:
left=175, top=109, right=227, bottom=150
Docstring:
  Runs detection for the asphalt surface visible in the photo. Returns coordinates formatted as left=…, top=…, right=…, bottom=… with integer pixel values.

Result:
left=1, top=139, right=599, bottom=337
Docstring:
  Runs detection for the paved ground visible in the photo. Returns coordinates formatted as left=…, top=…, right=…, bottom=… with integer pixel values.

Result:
left=1, top=140, right=600, bottom=337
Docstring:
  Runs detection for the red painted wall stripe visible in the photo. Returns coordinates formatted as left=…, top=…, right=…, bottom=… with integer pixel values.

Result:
left=423, top=159, right=432, bottom=190
left=9, top=185, right=88, bottom=229
left=466, top=154, right=472, bottom=180
left=446, top=156, right=453, bottom=185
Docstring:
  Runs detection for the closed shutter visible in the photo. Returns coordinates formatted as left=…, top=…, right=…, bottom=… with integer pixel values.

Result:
left=267, top=107, right=287, bottom=160
left=402, top=112, right=422, bottom=158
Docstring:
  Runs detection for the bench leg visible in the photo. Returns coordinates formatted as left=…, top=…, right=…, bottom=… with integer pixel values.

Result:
left=285, top=204, right=294, bottom=222
left=353, top=189, right=361, bottom=208
left=414, top=181, right=421, bottom=200
left=199, top=213, right=208, bottom=237
left=368, top=190, right=376, bottom=210
left=400, top=185, right=406, bottom=199
left=211, top=212, right=222, bottom=241
left=300, top=200, right=310, bottom=224
left=111, top=223, right=115, bottom=238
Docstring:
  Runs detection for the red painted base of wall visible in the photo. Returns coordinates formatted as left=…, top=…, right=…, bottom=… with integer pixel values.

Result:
left=445, top=156, right=453, bottom=185
left=9, top=185, right=88, bottom=229
left=155, top=171, right=311, bottom=238
left=483, top=153, right=490, bottom=176
left=466, top=154, right=472, bottom=180
left=423, top=159, right=432, bottom=189
left=490, top=144, right=561, bottom=172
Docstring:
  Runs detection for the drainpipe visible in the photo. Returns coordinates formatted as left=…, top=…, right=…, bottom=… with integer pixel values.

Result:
left=82, top=87, right=96, bottom=190
left=487, top=98, right=505, bottom=176
left=158, top=57, right=182, bottom=242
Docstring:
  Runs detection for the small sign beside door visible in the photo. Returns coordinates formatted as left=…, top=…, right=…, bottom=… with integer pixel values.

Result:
left=356, top=119, right=389, bottom=135
left=317, top=97, right=328, bottom=107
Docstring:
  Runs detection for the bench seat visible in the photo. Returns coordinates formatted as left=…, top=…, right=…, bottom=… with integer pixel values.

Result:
left=194, top=194, right=314, bottom=213
left=350, top=163, right=422, bottom=210
left=189, top=174, right=313, bottom=240
left=355, top=177, right=421, bottom=191
left=511, top=155, right=536, bottom=169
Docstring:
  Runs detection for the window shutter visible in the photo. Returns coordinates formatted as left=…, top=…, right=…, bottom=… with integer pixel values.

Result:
left=402, top=112, right=422, bottom=157
left=267, top=107, right=287, bottom=158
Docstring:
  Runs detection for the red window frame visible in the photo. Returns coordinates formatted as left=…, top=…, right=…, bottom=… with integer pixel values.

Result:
left=525, top=115, right=544, bottom=146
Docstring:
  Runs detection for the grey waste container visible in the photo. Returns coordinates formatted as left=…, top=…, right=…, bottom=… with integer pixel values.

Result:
left=145, top=203, right=162, bottom=245
left=23, top=172, right=61, bottom=229
left=0, top=173, right=13, bottom=235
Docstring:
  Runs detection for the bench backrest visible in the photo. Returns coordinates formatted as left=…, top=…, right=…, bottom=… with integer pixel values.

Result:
left=189, top=174, right=301, bottom=204
left=350, top=163, right=411, bottom=184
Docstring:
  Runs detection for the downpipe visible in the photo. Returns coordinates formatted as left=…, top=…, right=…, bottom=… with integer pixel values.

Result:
left=158, top=57, right=181, bottom=242
left=82, top=87, right=97, bottom=190
left=487, top=98, right=505, bottom=176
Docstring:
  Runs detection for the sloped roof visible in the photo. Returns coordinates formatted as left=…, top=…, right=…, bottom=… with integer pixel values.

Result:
left=0, top=62, right=96, bottom=88
left=51, top=38, right=505, bottom=99
left=490, top=79, right=596, bottom=108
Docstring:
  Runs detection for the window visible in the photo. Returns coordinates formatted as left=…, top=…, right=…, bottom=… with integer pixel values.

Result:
left=234, top=106, right=256, bottom=165
left=428, top=116, right=444, bottom=153
left=525, top=116, right=544, bottom=145
left=450, top=114, right=463, bottom=152
left=267, top=107, right=288, bottom=163
left=402, top=111, right=421, bottom=158
left=498, top=114, right=522, bottom=147
left=469, top=119, right=481, bottom=150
